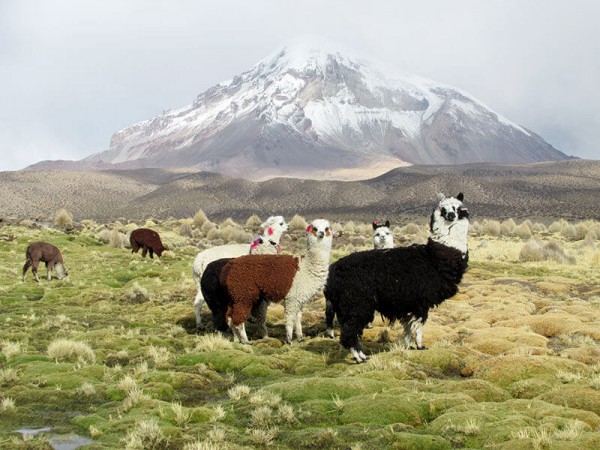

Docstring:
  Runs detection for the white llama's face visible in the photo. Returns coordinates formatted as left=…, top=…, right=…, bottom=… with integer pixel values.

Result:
left=306, top=219, right=333, bottom=250
left=262, top=215, right=289, bottom=240
left=373, top=227, right=394, bottom=249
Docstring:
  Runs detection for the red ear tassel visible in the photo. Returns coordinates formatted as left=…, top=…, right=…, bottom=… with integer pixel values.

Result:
left=268, top=227, right=273, bottom=236
left=306, top=224, right=312, bottom=233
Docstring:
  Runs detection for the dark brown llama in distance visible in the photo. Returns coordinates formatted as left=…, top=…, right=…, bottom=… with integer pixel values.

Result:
left=22, top=242, right=69, bottom=282
left=130, top=228, right=165, bottom=258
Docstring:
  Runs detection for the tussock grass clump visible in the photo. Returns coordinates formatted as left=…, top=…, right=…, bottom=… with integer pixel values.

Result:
left=513, top=223, right=533, bottom=239
left=178, top=222, right=193, bottom=238
left=0, top=368, right=19, bottom=386
left=1, top=397, right=16, bottom=412
left=183, top=441, right=223, bottom=450
left=47, top=339, right=96, bottom=365
left=288, top=214, right=308, bottom=231
left=121, top=418, right=167, bottom=449
left=228, top=384, right=251, bottom=400
left=147, top=345, right=173, bottom=368
left=194, top=334, right=235, bottom=352
left=200, top=221, right=216, bottom=235
left=220, top=218, right=238, bottom=228
left=170, top=401, right=192, bottom=427
left=245, top=214, right=262, bottom=228
left=193, top=210, right=209, bottom=228
left=501, top=218, right=516, bottom=235
left=249, top=427, right=278, bottom=447
left=209, top=405, right=226, bottom=423
left=549, top=219, right=569, bottom=234
left=519, top=238, right=576, bottom=264
left=54, top=208, right=74, bottom=230
left=1, top=340, right=26, bottom=361
left=481, top=219, right=501, bottom=236
left=402, top=223, right=422, bottom=235
left=206, top=228, right=221, bottom=241
left=342, top=221, right=356, bottom=234
left=76, top=382, right=97, bottom=396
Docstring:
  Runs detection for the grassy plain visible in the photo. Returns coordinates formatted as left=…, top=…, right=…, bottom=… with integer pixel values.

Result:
left=0, top=216, right=599, bottom=449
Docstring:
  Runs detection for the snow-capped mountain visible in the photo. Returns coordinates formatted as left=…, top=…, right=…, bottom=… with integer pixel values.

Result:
left=79, top=39, right=568, bottom=180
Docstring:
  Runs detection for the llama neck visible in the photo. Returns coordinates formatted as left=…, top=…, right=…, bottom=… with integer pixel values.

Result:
left=430, top=218, right=469, bottom=255
left=298, top=242, right=331, bottom=278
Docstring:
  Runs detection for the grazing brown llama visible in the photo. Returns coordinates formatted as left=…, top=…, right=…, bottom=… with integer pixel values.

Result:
left=130, top=228, right=165, bottom=258
left=22, top=242, right=68, bottom=282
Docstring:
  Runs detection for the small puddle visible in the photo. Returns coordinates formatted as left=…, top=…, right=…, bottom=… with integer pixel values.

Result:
left=14, top=427, right=93, bottom=449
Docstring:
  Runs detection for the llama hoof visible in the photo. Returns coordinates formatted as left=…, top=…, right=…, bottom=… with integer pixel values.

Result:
left=325, top=330, right=335, bottom=339
left=417, top=345, right=428, bottom=350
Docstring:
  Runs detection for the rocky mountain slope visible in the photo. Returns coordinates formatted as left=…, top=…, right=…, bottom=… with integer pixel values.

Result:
left=4, top=160, right=598, bottom=222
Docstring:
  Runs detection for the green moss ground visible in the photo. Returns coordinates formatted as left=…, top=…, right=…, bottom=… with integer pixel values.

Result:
left=0, top=221, right=599, bottom=449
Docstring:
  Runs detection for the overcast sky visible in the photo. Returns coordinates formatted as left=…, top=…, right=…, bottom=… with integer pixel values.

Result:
left=1, top=0, right=599, bottom=171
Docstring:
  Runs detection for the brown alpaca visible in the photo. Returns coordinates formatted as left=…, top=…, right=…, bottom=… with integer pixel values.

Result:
left=22, top=242, right=68, bottom=282
left=130, top=228, right=165, bottom=258
left=222, top=254, right=299, bottom=327
left=221, top=219, right=333, bottom=344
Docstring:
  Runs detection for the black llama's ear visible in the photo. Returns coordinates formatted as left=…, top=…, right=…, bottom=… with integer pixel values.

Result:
left=372, top=221, right=379, bottom=230
left=456, top=192, right=464, bottom=202
left=385, top=220, right=390, bottom=228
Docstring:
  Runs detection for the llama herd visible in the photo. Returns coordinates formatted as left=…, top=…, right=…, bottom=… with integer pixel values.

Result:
left=21, top=193, right=470, bottom=363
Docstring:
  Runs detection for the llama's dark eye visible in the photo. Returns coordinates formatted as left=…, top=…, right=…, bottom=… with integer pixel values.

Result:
left=280, top=222, right=284, bottom=226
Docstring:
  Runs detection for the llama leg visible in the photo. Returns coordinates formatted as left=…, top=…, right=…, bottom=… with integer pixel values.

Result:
left=228, top=318, right=250, bottom=345
left=402, top=321, right=414, bottom=348
left=22, top=259, right=32, bottom=281
left=284, top=302, right=300, bottom=344
left=340, top=321, right=368, bottom=363
left=32, top=260, right=40, bottom=282
left=142, top=246, right=148, bottom=258
left=46, top=261, right=54, bottom=281
left=251, top=300, right=269, bottom=338
left=193, top=290, right=205, bottom=329
left=325, top=299, right=335, bottom=338
left=149, top=248, right=154, bottom=259
left=294, top=309, right=304, bottom=342
left=413, top=318, right=427, bottom=350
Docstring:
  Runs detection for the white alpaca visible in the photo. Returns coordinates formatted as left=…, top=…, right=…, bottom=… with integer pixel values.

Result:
left=372, top=220, right=394, bottom=250
left=191, top=215, right=288, bottom=328
left=222, top=219, right=333, bottom=344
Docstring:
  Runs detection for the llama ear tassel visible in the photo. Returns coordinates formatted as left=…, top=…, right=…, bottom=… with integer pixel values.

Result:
left=372, top=220, right=379, bottom=230
left=267, top=227, right=273, bottom=236
left=306, top=224, right=312, bottom=233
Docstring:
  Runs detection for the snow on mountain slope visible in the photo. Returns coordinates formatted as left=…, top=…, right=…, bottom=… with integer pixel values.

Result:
left=81, top=38, right=568, bottom=180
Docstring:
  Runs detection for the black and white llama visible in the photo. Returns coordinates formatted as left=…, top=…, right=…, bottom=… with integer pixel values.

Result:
left=324, top=193, right=469, bottom=363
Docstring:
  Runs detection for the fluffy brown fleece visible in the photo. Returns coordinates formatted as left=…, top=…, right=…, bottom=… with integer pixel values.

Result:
left=130, top=228, right=165, bottom=258
left=22, top=241, right=68, bottom=282
left=221, top=254, right=299, bottom=326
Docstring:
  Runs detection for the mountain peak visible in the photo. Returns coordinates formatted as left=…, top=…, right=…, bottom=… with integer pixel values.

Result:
left=37, top=39, right=570, bottom=180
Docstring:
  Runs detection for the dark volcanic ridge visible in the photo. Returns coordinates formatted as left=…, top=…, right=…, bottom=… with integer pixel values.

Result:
left=1, top=160, right=599, bottom=222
